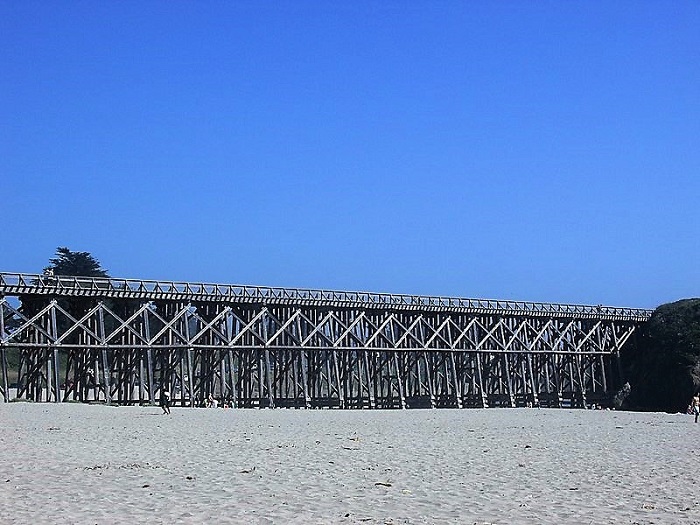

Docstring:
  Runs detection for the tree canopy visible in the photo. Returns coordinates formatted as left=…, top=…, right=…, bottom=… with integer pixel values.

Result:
left=43, top=247, right=109, bottom=277
left=623, top=299, right=700, bottom=412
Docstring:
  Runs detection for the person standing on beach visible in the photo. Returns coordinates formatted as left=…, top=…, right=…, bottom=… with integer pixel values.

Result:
left=692, top=393, right=700, bottom=423
left=206, top=394, right=218, bottom=408
left=161, top=389, right=171, bottom=415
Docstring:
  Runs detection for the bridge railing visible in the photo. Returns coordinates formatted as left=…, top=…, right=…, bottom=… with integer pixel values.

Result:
left=0, top=272, right=653, bottom=320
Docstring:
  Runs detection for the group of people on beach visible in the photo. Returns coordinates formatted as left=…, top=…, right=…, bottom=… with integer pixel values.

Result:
left=160, top=391, right=234, bottom=413
left=206, top=394, right=235, bottom=408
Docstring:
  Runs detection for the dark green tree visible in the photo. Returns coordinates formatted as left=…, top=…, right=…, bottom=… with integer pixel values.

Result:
left=44, top=247, right=109, bottom=277
left=13, top=248, right=111, bottom=397
left=622, top=299, right=700, bottom=412
left=20, top=247, right=110, bottom=325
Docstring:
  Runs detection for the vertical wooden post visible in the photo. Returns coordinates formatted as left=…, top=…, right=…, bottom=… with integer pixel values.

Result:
left=0, top=347, right=8, bottom=402
left=226, top=349, right=235, bottom=408
left=503, top=353, right=515, bottom=407
left=46, top=348, right=54, bottom=403
left=219, top=350, right=226, bottom=402
left=0, top=299, right=7, bottom=402
left=363, top=350, right=375, bottom=408
left=394, top=352, right=406, bottom=409
left=139, top=353, right=146, bottom=404
left=47, top=306, right=60, bottom=402
left=261, top=310, right=275, bottom=408
left=566, top=355, right=576, bottom=406
left=291, top=348, right=300, bottom=405
left=355, top=350, right=365, bottom=408
left=186, top=347, right=195, bottom=407
left=598, top=354, right=608, bottom=394
left=100, top=349, right=110, bottom=404
left=554, top=354, right=564, bottom=407
left=526, top=353, right=538, bottom=407
left=575, top=354, right=587, bottom=408
left=424, top=352, right=436, bottom=408
left=448, top=352, right=461, bottom=408
left=143, top=305, right=155, bottom=404
left=98, top=305, right=111, bottom=404
left=146, top=348, right=155, bottom=404
left=445, top=316, right=462, bottom=409
left=332, top=350, right=344, bottom=408
left=300, top=348, right=310, bottom=408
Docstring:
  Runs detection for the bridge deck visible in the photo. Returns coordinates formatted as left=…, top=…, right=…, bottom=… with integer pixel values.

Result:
left=0, top=272, right=652, bottom=321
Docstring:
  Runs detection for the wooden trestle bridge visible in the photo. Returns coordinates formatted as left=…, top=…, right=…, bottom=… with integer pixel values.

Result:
left=0, top=272, right=652, bottom=409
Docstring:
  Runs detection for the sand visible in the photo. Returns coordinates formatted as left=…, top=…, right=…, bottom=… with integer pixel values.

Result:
left=1, top=403, right=699, bottom=525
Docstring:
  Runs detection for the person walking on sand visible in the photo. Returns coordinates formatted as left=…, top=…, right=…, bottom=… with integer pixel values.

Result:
left=206, top=393, right=218, bottom=408
left=692, top=393, right=700, bottom=423
left=161, top=389, right=171, bottom=415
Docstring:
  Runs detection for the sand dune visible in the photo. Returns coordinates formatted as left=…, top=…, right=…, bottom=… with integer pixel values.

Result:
left=1, top=403, right=698, bottom=524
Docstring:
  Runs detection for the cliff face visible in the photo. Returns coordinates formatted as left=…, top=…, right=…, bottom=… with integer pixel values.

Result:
left=622, top=299, right=700, bottom=412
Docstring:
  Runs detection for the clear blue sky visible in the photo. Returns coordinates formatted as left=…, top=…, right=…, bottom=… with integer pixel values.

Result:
left=2, top=2, right=698, bottom=309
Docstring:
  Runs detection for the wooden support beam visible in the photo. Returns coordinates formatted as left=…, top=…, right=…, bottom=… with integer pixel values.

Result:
left=503, top=353, right=515, bottom=408
left=449, top=352, right=462, bottom=409
left=526, top=353, right=538, bottom=407
left=0, top=348, right=8, bottom=402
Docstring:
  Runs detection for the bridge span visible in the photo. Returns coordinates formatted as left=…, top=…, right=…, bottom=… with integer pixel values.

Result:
left=0, top=272, right=652, bottom=408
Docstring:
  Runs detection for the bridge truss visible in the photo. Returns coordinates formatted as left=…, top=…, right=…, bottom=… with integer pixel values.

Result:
left=0, top=273, right=652, bottom=409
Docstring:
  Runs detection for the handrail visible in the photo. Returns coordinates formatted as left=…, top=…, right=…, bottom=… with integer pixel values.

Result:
left=0, top=272, right=653, bottom=321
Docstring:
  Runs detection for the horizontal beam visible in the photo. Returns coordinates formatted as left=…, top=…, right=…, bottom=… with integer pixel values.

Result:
left=0, top=342, right=623, bottom=355
left=0, top=272, right=652, bottom=321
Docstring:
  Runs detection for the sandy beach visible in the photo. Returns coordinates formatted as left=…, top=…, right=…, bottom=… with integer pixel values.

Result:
left=1, top=403, right=699, bottom=524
